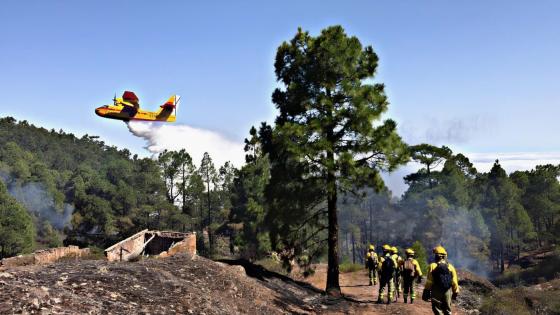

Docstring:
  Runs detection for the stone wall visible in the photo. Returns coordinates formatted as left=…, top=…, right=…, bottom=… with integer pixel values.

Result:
left=105, top=229, right=149, bottom=262
left=0, top=245, right=91, bottom=268
left=164, top=233, right=197, bottom=257
left=34, top=246, right=90, bottom=264
left=105, top=230, right=196, bottom=262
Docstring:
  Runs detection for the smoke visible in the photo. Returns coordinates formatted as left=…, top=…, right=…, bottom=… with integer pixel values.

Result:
left=126, top=121, right=245, bottom=168
left=400, top=115, right=491, bottom=146
left=439, top=208, right=491, bottom=277
left=0, top=174, right=73, bottom=230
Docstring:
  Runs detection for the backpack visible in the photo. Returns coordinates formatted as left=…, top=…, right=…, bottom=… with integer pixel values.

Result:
left=381, top=256, right=396, bottom=280
left=403, top=259, right=416, bottom=278
left=366, top=252, right=378, bottom=269
left=432, top=262, right=453, bottom=291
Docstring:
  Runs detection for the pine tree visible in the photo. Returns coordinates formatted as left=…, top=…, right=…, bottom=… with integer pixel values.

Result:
left=199, top=152, right=218, bottom=252
left=479, top=160, right=534, bottom=271
left=272, top=26, right=408, bottom=295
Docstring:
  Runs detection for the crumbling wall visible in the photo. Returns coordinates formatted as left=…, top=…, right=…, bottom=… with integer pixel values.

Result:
left=165, top=234, right=196, bottom=257
left=105, top=229, right=148, bottom=262
left=34, top=246, right=90, bottom=264
left=0, top=255, right=34, bottom=268
left=105, top=230, right=196, bottom=262
left=1, top=245, right=91, bottom=268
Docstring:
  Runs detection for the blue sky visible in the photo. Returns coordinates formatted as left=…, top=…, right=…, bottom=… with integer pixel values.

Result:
left=1, top=1, right=559, bottom=194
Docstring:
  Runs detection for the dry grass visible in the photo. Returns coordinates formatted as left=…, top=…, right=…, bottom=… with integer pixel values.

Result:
left=494, top=252, right=560, bottom=287
left=339, top=262, right=363, bottom=273
left=480, top=279, right=560, bottom=315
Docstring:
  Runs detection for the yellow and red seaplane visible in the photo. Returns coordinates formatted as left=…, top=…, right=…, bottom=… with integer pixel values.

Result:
left=95, top=91, right=180, bottom=122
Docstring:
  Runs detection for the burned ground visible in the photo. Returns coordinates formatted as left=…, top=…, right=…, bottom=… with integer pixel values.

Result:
left=0, top=253, right=523, bottom=314
left=0, top=254, right=363, bottom=314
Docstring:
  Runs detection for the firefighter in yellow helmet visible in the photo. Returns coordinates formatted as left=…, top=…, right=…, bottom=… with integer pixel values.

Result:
left=402, top=248, right=423, bottom=303
left=391, top=246, right=404, bottom=302
left=422, top=246, right=459, bottom=315
left=365, top=244, right=379, bottom=285
left=377, top=244, right=397, bottom=304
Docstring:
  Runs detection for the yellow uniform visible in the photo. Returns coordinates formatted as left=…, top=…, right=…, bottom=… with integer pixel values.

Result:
left=392, top=254, right=403, bottom=300
left=425, top=261, right=459, bottom=315
left=402, top=257, right=422, bottom=302
left=365, top=250, right=379, bottom=285
left=377, top=253, right=397, bottom=303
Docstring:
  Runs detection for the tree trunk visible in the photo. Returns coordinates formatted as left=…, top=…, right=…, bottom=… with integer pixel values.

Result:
left=345, top=232, right=349, bottom=259
left=207, top=181, right=211, bottom=227
left=369, top=202, right=373, bottom=243
left=351, top=231, right=356, bottom=264
left=325, top=92, right=340, bottom=296
left=537, top=219, right=542, bottom=247
left=427, top=165, right=432, bottom=189
left=326, top=164, right=341, bottom=296
left=206, top=172, right=213, bottom=253
left=181, top=167, right=187, bottom=214
left=500, top=246, right=505, bottom=273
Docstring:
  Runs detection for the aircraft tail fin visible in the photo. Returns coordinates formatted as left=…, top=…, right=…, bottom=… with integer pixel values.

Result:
left=159, top=95, right=180, bottom=117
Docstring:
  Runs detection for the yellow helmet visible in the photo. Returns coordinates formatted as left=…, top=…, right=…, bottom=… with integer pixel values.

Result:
left=433, top=245, right=447, bottom=256
left=382, top=244, right=391, bottom=252
left=369, top=244, right=375, bottom=251
left=405, top=248, right=415, bottom=256
left=391, top=246, right=398, bottom=254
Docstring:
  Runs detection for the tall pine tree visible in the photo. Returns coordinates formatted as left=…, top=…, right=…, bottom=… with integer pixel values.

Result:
left=272, top=26, right=408, bottom=295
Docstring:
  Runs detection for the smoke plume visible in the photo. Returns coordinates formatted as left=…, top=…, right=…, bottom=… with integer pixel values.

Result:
left=127, top=121, right=245, bottom=168
left=439, top=208, right=491, bottom=276
left=0, top=174, right=73, bottom=230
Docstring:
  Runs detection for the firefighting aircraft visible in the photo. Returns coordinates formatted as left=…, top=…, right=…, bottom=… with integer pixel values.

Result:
left=95, top=91, right=180, bottom=122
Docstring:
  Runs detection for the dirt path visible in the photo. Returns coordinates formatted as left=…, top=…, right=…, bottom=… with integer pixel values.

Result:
left=305, top=264, right=466, bottom=315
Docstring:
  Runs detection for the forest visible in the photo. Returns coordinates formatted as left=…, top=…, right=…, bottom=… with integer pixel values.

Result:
left=0, top=26, right=559, bottom=297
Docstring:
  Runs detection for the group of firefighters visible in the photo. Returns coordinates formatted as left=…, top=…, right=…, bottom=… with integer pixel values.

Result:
left=365, top=244, right=459, bottom=315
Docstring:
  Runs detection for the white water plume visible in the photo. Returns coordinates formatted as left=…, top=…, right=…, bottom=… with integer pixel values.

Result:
left=126, top=121, right=245, bottom=168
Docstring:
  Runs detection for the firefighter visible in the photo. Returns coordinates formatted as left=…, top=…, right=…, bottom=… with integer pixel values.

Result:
left=422, top=246, right=459, bottom=315
left=391, top=246, right=403, bottom=302
left=365, top=244, right=379, bottom=285
left=402, top=248, right=423, bottom=303
left=377, top=244, right=397, bottom=304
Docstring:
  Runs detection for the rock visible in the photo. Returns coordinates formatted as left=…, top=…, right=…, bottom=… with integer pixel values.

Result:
left=229, top=265, right=246, bottom=276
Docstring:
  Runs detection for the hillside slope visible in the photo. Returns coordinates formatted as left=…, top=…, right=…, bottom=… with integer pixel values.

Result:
left=0, top=254, right=358, bottom=314
left=0, top=116, right=181, bottom=251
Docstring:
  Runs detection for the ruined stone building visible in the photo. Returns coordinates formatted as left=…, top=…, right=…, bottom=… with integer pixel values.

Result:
left=104, top=229, right=196, bottom=262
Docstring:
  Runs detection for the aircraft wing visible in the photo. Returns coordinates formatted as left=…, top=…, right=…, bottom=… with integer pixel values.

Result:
left=122, top=91, right=140, bottom=109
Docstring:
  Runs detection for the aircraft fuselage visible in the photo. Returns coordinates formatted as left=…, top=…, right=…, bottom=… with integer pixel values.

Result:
left=95, top=92, right=179, bottom=123
left=95, top=105, right=176, bottom=122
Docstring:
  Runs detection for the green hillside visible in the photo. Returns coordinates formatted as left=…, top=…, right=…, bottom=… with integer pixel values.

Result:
left=0, top=116, right=181, bottom=253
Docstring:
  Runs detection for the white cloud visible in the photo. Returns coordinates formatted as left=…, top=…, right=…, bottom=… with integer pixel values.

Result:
left=467, top=152, right=560, bottom=173
left=384, top=151, right=560, bottom=197
left=127, top=121, right=245, bottom=168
